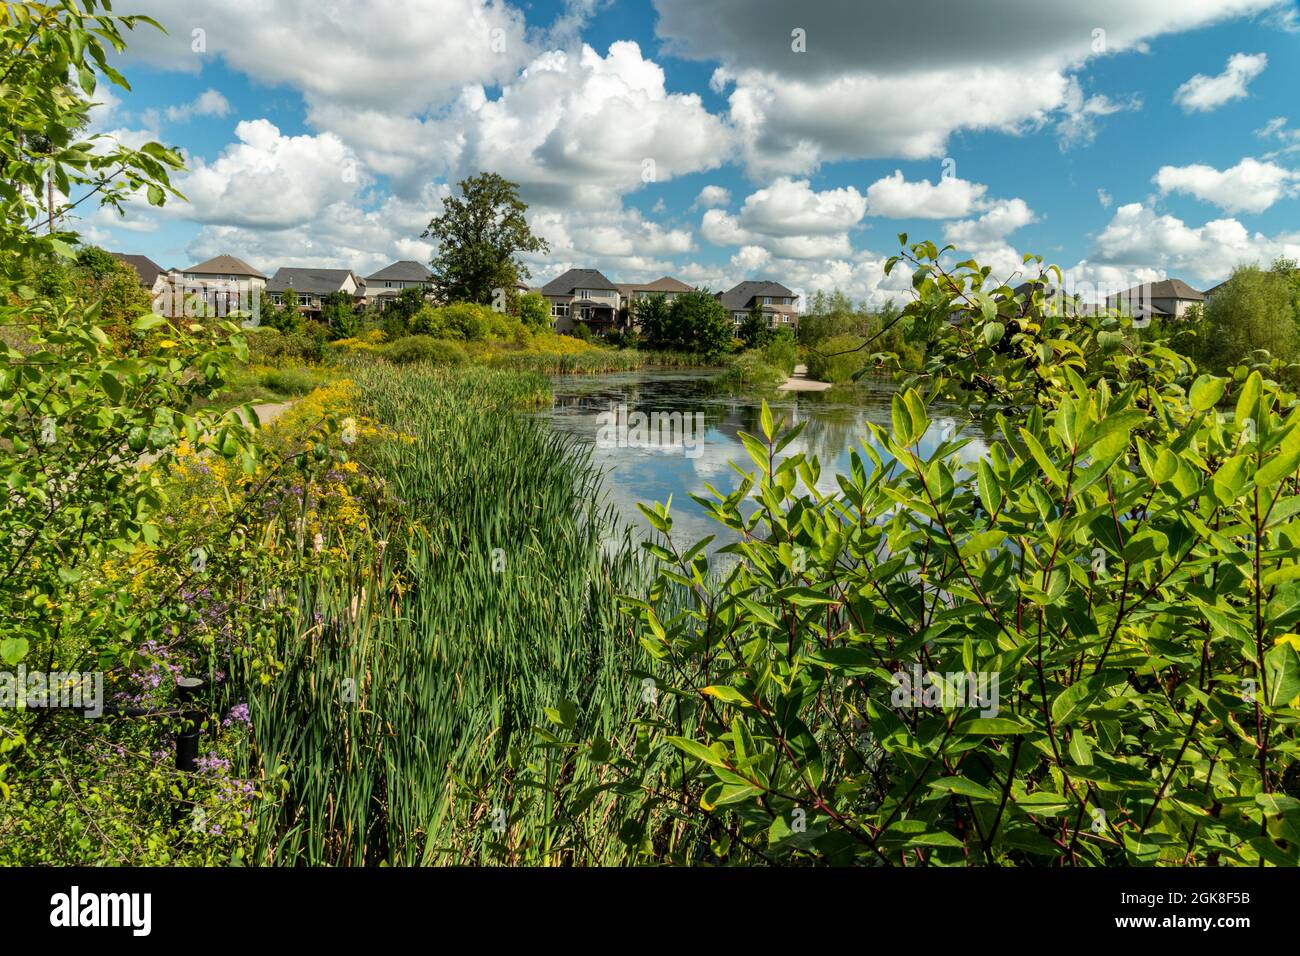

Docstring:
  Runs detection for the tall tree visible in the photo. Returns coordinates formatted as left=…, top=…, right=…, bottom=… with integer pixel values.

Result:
left=1198, top=264, right=1299, bottom=374
left=739, top=301, right=773, bottom=349
left=659, top=289, right=732, bottom=358
left=631, top=292, right=671, bottom=344
left=421, top=173, right=549, bottom=305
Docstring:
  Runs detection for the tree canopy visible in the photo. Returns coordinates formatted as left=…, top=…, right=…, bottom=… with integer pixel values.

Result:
left=422, top=172, right=549, bottom=306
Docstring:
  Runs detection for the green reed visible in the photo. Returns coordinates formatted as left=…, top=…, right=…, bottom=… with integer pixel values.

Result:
left=491, top=348, right=717, bottom=375
left=243, top=365, right=650, bottom=864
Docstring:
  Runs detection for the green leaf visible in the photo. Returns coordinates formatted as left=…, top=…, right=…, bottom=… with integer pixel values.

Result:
left=1265, top=641, right=1300, bottom=708
left=1080, top=409, right=1146, bottom=456
left=960, top=529, right=1005, bottom=558
left=1189, top=375, right=1227, bottom=412
left=903, top=389, right=929, bottom=442
left=1235, top=370, right=1262, bottom=431
left=891, top=393, right=915, bottom=446
left=1256, top=443, right=1300, bottom=487
left=543, top=698, right=577, bottom=729
left=700, top=685, right=751, bottom=706
left=977, top=459, right=1000, bottom=516
left=1051, top=675, right=1105, bottom=726
left=666, top=736, right=729, bottom=769
left=100, top=370, right=124, bottom=404
left=927, top=776, right=999, bottom=801
left=0, top=637, right=29, bottom=666
left=1018, top=428, right=1064, bottom=487
left=954, top=717, right=1034, bottom=735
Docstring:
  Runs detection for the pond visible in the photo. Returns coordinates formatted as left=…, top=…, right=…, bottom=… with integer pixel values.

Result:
left=536, top=369, right=996, bottom=551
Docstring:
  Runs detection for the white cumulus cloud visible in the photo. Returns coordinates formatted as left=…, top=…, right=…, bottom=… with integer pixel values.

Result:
left=866, top=171, right=988, bottom=219
left=1174, top=52, right=1268, bottom=113
left=1154, top=157, right=1298, bottom=213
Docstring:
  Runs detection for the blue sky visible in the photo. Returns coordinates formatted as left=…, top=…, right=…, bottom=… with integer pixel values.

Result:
left=82, top=0, right=1300, bottom=304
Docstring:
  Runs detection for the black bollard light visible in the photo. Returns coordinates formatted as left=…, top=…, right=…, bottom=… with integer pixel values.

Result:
left=174, top=676, right=205, bottom=773
left=172, top=676, right=205, bottom=827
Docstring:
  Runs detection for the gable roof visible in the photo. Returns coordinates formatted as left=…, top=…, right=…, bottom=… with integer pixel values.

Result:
left=364, top=260, right=431, bottom=282
left=266, top=267, right=360, bottom=296
left=1108, top=278, right=1205, bottom=303
left=615, top=276, right=693, bottom=297
left=111, top=252, right=164, bottom=288
left=184, top=254, right=266, bottom=279
left=718, top=280, right=796, bottom=311
left=1012, top=279, right=1053, bottom=298
left=541, top=267, right=617, bottom=295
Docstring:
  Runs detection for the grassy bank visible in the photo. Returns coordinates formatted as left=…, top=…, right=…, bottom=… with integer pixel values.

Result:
left=241, top=365, right=649, bottom=864
left=490, top=346, right=717, bottom=375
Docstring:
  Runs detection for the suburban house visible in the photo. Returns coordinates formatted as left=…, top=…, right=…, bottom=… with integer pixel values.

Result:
left=1106, top=278, right=1204, bottom=320
left=615, top=276, right=693, bottom=323
left=717, top=281, right=800, bottom=330
left=175, top=254, right=267, bottom=289
left=156, top=254, right=266, bottom=318
left=541, top=268, right=621, bottom=333
left=111, top=252, right=168, bottom=298
left=1202, top=279, right=1229, bottom=299
left=266, top=267, right=362, bottom=320
left=362, top=260, right=433, bottom=306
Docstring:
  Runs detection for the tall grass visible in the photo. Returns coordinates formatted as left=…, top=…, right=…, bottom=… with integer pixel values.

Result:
left=243, top=365, right=649, bottom=864
left=491, top=348, right=718, bottom=375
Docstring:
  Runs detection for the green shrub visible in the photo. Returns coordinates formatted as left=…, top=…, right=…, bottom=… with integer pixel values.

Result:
left=646, top=289, right=732, bottom=358
left=383, top=335, right=468, bottom=366
left=440, top=302, right=492, bottom=341
left=761, top=328, right=798, bottom=375
left=244, top=326, right=326, bottom=364
left=259, top=365, right=330, bottom=396
left=1184, top=262, right=1300, bottom=380
left=519, top=291, right=550, bottom=331
left=409, top=304, right=448, bottom=338
left=806, top=332, right=869, bottom=383
left=717, top=349, right=785, bottom=389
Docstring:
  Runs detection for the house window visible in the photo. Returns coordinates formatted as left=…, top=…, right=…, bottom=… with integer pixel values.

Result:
left=552, top=302, right=569, bottom=318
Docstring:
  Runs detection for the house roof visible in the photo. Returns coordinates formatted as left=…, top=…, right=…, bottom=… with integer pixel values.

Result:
left=1203, top=280, right=1229, bottom=297
left=615, top=276, right=693, bottom=298
left=111, top=252, right=164, bottom=288
left=365, top=260, right=432, bottom=282
left=266, top=267, right=359, bottom=296
left=717, top=280, right=796, bottom=311
left=1108, top=278, right=1205, bottom=303
left=541, top=268, right=618, bottom=295
left=1012, top=279, right=1054, bottom=298
left=184, top=254, right=266, bottom=279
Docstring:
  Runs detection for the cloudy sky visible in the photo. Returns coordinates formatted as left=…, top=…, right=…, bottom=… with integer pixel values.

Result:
left=85, top=0, right=1300, bottom=304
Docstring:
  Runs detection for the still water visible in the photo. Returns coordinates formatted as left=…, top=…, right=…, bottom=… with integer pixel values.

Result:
left=536, top=369, right=993, bottom=549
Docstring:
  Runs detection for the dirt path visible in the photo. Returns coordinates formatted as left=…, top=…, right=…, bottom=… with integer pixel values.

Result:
left=778, top=364, right=832, bottom=392
left=249, top=400, right=295, bottom=426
